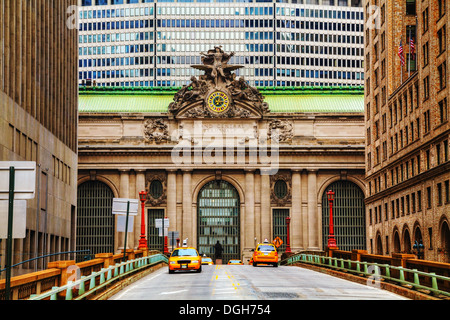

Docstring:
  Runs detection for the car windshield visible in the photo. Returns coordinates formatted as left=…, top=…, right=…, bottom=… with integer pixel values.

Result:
left=172, top=249, right=198, bottom=257
left=229, top=260, right=241, bottom=263
left=257, top=245, right=276, bottom=252
left=203, top=258, right=212, bottom=262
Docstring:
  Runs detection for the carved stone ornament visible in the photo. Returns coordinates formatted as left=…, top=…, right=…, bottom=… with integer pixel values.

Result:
left=145, top=172, right=167, bottom=206
left=168, top=47, right=269, bottom=119
left=143, top=118, right=169, bottom=143
left=268, top=119, right=294, bottom=143
left=270, top=172, right=292, bottom=206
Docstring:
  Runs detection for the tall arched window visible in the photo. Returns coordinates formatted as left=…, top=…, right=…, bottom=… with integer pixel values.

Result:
left=321, top=180, right=366, bottom=251
left=76, top=181, right=115, bottom=261
left=197, top=180, right=240, bottom=263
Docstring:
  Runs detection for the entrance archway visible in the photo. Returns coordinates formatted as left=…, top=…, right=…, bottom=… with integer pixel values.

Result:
left=321, top=180, right=366, bottom=251
left=197, top=180, right=240, bottom=263
left=76, top=181, right=115, bottom=261
left=440, top=220, right=450, bottom=263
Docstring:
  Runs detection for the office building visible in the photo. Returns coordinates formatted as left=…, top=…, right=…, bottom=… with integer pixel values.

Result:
left=77, top=0, right=364, bottom=88
left=0, top=0, right=79, bottom=276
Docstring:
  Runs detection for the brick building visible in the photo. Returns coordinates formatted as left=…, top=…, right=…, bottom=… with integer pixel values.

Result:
left=364, top=0, right=450, bottom=262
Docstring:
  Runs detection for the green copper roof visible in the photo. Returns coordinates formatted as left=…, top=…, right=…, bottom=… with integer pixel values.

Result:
left=78, top=86, right=364, bottom=114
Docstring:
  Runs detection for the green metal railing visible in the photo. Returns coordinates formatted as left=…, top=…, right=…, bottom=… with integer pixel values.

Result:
left=28, top=253, right=168, bottom=300
left=284, top=254, right=450, bottom=298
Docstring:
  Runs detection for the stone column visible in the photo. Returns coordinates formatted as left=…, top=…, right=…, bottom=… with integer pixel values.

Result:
left=182, top=169, right=192, bottom=246
left=254, top=173, right=261, bottom=244
left=245, top=170, right=255, bottom=249
left=307, top=169, right=319, bottom=250
left=260, top=170, right=271, bottom=242
left=167, top=170, right=177, bottom=233
left=291, top=169, right=302, bottom=251
left=118, top=170, right=130, bottom=251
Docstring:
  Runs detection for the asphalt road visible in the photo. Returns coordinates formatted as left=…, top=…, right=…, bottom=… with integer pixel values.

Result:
left=108, top=264, right=408, bottom=300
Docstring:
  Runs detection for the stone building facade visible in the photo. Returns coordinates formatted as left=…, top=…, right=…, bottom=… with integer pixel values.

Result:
left=77, top=49, right=367, bottom=263
left=0, top=0, right=79, bottom=276
left=364, top=0, right=450, bottom=262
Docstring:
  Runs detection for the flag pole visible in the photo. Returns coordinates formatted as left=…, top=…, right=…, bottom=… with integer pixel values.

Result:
left=408, top=29, right=411, bottom=78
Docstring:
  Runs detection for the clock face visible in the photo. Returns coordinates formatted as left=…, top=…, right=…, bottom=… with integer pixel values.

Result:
left=207, top=91, right=230, bottom=113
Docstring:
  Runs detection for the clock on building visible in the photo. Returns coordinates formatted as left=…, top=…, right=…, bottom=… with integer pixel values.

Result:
left=207, top=91, right=230, bottom=113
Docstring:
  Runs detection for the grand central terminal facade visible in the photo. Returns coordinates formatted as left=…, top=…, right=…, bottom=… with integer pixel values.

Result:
left=77, top=48, right=367, bottom=263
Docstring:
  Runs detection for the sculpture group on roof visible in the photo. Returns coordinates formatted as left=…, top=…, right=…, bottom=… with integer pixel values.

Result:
left=169, top=47, right=269, bottom=117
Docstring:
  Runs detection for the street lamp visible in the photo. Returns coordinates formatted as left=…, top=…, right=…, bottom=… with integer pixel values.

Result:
left=326, top=190, right=338, bottom=249
left=138, top=190, right=148, bottom=250
left=413, top=240, right=424, bottom=259
left=285, top=216, right=291, bottom=253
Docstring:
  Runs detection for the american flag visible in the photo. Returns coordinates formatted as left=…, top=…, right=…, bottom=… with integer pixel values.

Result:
left=410, top=37, right=415, bottom=60
left=398, top=40, right=405, bottom=66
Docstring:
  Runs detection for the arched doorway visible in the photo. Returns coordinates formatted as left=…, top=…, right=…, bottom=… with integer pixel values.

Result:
left=76, top=181, right=115, bottom=261
left=321, top=180, right=366, bottom=251
left=403, top=228, right=412, bottom=253
left=376, top=233, right=383, bottom=255
left=440, top=220, right=450, bottom=263
left=393, top=230, right=401, bottom=253
left=197, top=180, right=240, bottom=263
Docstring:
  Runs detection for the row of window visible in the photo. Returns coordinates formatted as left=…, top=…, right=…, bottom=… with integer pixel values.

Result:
left=79, top=55, right=363, bottom=70
left=79, top=66, right=364, bottom=80
left=82, top=79, right=357, bottom=88
left=369, top=179, right=450, bottom=226
left=79, top=18, right=364, bottom=34
left=80, top=3, right=361, bottom=19
left=368, top=139, right=449, bottom=197
left=78, top=31, right=363, bottom=45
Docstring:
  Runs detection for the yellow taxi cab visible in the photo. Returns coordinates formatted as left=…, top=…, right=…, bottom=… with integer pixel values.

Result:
left=201, top=255, right=214, bottom=265
left=227, top=259, right=243, bottom=265
left=251, top=240, right=278, bottom=267
left=168, top=247, right=202, bottom=273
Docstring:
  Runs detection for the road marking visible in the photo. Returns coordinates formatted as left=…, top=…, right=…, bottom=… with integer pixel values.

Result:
left=160, top=289, right=188, bottom=295
left=110, top=270, right=163, bottom=300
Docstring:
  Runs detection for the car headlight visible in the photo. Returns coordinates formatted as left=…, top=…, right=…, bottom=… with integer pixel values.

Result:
left=169, top=261, right=176, bottom=264
left=192, top=260, right=199, bottom=264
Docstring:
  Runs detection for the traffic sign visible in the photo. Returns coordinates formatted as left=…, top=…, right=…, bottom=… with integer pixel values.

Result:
left=273, top=237, right=283, bottom=248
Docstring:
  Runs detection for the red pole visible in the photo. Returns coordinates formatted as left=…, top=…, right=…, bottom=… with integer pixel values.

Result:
left=138, top=191, right=148, bottom=249
left=285, top=216, right=291, bottom=253
left=327, top=190, right=337, bottom=249
left=164, top=216, right=169, bottom=254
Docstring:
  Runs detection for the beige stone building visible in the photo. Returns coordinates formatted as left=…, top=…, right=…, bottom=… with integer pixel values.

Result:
left=0, top=0, right=79, bottom=276
left=364, top=0, right=450, bottom=262
left=77, top=50, right=367, bottom=263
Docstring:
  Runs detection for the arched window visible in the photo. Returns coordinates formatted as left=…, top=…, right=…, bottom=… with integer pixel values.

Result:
left=321, top=180, right=366, bottom=251
left=197, top=180, right=240, bottom=263
left=76, top=181, right=114, bottom=261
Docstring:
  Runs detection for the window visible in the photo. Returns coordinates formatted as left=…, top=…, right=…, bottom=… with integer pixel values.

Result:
left=422, top=7, right=429, bottom=33
left=440, top=98, right=448, bottom=123
left=438, top=62, right=447, bottom=90
left=406, top=0, right=416, bottom=15
left=423, top=76, right=429, bottom=100
left=438, top=0, right=446, bottom=19
left=424, top=109, right=431, bottom=133
left=423, top=42, right=429, bottom=66
left=437, top=183, right=443, bottom=206
left=445, top=180, right=450, bottom=204
left=427, top=186, right=432, bottom=208
left=438, top=26, right=446, bottom=54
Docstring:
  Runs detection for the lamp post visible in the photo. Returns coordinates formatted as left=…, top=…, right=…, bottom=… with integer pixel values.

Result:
left=413, top=240, right=424, bottom=259
left=138, top=190, right=148, bottom=250
left=326, top=190, right=337, bottom=249
left=285, top=216, right=291, bottom=253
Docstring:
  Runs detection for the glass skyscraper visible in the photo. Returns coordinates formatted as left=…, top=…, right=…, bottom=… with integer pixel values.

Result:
left=78, top=0, right=364, bottom=88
